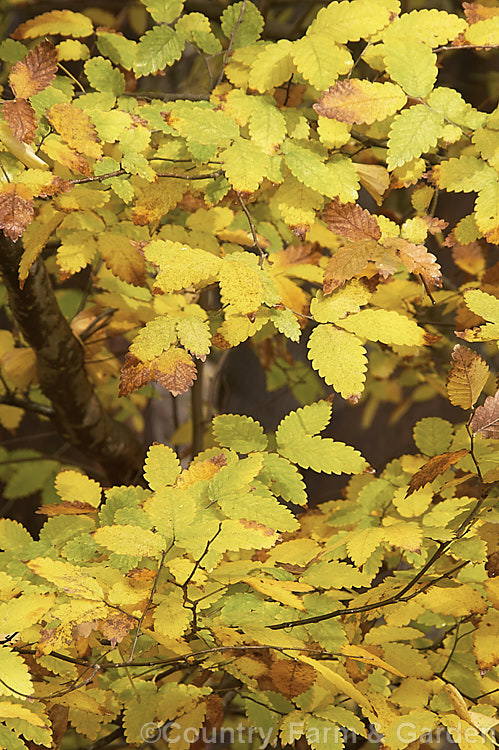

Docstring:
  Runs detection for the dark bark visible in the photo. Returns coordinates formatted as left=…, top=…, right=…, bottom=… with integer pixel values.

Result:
left=0, top=234, right=143, bottom=484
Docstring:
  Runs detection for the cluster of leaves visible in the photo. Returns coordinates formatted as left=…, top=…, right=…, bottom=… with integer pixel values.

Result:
left=0, top=0, right=498, bottom=747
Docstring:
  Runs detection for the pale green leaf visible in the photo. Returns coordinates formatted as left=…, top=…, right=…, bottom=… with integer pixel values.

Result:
left=292, top=33, right=352, bottom=90
left=309, top=0, right=392, bottom=43
left=220, top=139, right=269, bottom=192
left=384, top=38, right=437, bottom=98
left=464, top=289, right=499, bottom=323
left=142, top=0, right=184, bottom=23
left=93, top=525, right=165, bottom=558
left=276, top=402, right=332, bottom=441
left=270, top=308, right=301, bottom=341
left=175, top=316, right=211, bottom=360
left=432, top=155, right=496, bottom=193
left=387, top=105, right=444, bottom=170
left=413, top=417, right=453, bottom=457
left=96, top=31, right=137, bottom=69
left=175, top=12, right=222, bottom=54
left=213, top=414, right=267, bottom=453
left=259, top=453, right=307, bottom=506
left=0, top=647, right=32, bottom=699
left=84, top=57, right=125, bottom=96
left=221, top=1, right=264, bottom=48
left=144, top=444, right=181, bottom=490
left=134, top=26, right=184, bottom=76
left=130, top=316, right=177, bottom=361
left=310, top=282, right=371, bottom=323
left=248, top=40, right=295, bottom=93
left=248, top=96, right=287, bottom=154
left=307, top=325, right=367, bottom=399
left=278, top=434, right=367, bottom=474
left=154, top=588, right=192, bottom=639
left=283, top=141, right=359, bottom=202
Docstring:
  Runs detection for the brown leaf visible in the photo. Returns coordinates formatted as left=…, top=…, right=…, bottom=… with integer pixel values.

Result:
left=41, top=137, right=92, bottom=176
left=323, top=240, right=397, bottom=294
left=423, top=216, right=448, bottom=235
left=47, top=103, right=102, bottom=160
left=470, top=390, right=499, bottom=439
left=452, top=242, right=487, bottom=277
left=0, top=183, right=34, bottom=240
left=97, top=233, right=146, bottom=287
left=98, top=611, right=135, bottom=646
left=270, top=659, right=316, bottom=700
left=386, top=237, right=442, bottom=288
left=447, top=344, right=489, bottom=410
left=407, top=449, right=468, bottom=495
left=486, top=551, right=499, bottom=577
left=119, top=349, right=197, bottom=397
left=463, top=2, right=499, bottom=24
left=9, top=41, right=58, bottom=99
left=323, top=200, right=381, bottom=242
left=2, top=99, right=37, bottom=143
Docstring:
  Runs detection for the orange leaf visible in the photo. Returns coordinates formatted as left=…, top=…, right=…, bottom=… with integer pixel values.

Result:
left=119, top=349, right=197, bottom=397
left=447, top=344, right=489, bottom=410
left=470, top=390, right=499, bottom=439
left=270, top=659, right=316, bottom=700
left=0, top=183, right=34, bottom=240
left=47, top=103, right=102, bottom=160
left=323, top=240, right=397, bottom=294
left=9, top=41, right=58, bottom=99
left=452, top=242, right=487, bottom=276
left=386, top=237, right=442, bottom=288
left=407, top=449, right=468, bottom=495
left=2, top=99, right=37, bottom=144
left=323, top=200, right=381, bottom=242
left=41, top=137, right=92, bottom=176
left=97, top=233, right=146, bottom=287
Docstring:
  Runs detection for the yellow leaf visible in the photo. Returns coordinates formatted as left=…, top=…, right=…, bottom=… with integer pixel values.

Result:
left=340, top=644, right=404, bottom=677
left=242, top=577, right=308, bottom=611
left=337, top=308, right=425, bottom=346
left=315, top=79, right=406, bottom=125
left=27, top=557, right=104, bottom=599
left=297, top=655, right=373, bottom=715
left=55, top=470, right=101, bottom=507
left=307, top=324, right=367, bottom=398
left=93, top=524, right=166, bottom=558
left=446, top=344, right=489, bottom=409
left=219, top=257, right=264, bottom=315
left=47, top=102, right=102, bottom=160
left=419, top=584, right=487, bottom=616
left=154, top=588, right=192, bottom=640
left=97, top=232, right=146, bottom=287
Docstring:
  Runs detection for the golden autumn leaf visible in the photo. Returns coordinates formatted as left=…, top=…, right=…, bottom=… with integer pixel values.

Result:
left=463, top=2, right=499, bottom=24
left=131, top=178, right=186, bottom=225
left=446, top=344, right=489, bottom=409
left=9, top=41, right=58, bottom=99
left=473, top=609, right=499, bottom=672
left=470, top=390, right=499, bottom=438
left=323, top=200, right=381, bottom=241
left=270, top=659, right=316, bottom=700
left=97, top=232, right=146, bottom=287
left=47, top=103, right=103, bottom=160
left=11, top=10, right=94, bottom=40
left=451, top=242, right=487, bottom=276
left=407, top=449, right=468, bottom=495
left=314, top=79, right=406, bottom=125
left=36, top=501, right=98, bottom=516
left=119, top=349, right=197, bottom=397
left=41, top=136, right=92, bottom=176
left=2, top=99, right=37, bottom=144
left=323, top=240, right=397, bottom=294
left=0, top=183, right=34, bottom=240
left=386, top=237, right=442, bottom=288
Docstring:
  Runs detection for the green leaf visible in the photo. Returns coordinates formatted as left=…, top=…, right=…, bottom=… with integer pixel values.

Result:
left=413, top=418, right=453, bottom=457
left=219, top=487, right=299, bottom=532
left=96, top=31, right=137, bottom=69
left=169, top=102, right=239, bottom=160
left=134, top=26, right=184, bottom=76
left=337, top=309, right=426, bottom=346
left=278, top=434, right=367, bottom=474
left=175, top=12, right=222, bottom=54
left=142, top=0, right=184, bottom=23
left=276, top=402, right=332, bottom=440
left=0, top=725, right=30, bottom=750
left=282, top=141, right=359, bottom=202
left=433, top=155, right=496, bottom=193
left=0, top=39, right=28, bottom=63
left=270, top=308, right=301, bottom=341
left=387, top=105, right=444, bottom=170
left=475, top=173, right=499, bottom=242
left=428, top=88, right=487, bottom=131
left=307, top=325, right=367, bottom=399
left=84, top=57, right=125, bottom=96
left=0, top=519, right=33, bottom=551
left=130, top=316, right=177, bottom=361
left=292, top=33, right=352, bottom=90
left=93, top=525, right=165, bottom=558
left=175, top=315, right=211, bottom=360
left=384, top=38, right=437, bottom=98
left=259, top=453, right=307, bottom=506
left=145, top=239, right=222, bottom=293
left=213, top=414, right=267, bottom=453
left=310, top=282, right=371, bottom=323
left=221, top=1, right=264, bottom=48
left=144, top=444, right=181, bottom=490
left=248, top=40, right=295, bottom=92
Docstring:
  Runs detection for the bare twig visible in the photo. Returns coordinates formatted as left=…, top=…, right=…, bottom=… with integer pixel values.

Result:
left=215, top=0, right=247, bottom=87
left=0, top=393, right=54, bottom=417
left=235, top=191, right=267, bottom=266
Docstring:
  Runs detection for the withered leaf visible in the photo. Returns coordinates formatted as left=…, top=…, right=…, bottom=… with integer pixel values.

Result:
left=47, top=103, right=102, bottom=160
left=97, top=233, right=146, bottom=287
left=36, top=501, right=97, bottom=516
left=407, top=449, right=468, bottom=495
left=470, top=390, right=499, bottom=439
left=270, top=659, right=316, bottom=700
left=323, top=240, right=397, bottom=294
left=323, top=200, right=381, bottom=242
left=9, top=41, right=58, bottom=99
left=451, top=242, right=487, bottom=277
left=0, top=183, right=35, bottom=240
left=386, top=237, right=442, bottom=288
left=463, top=2, right=499, bottom=24
left=119, top=349, right=197, bottom=397
left=2, top=99, right=37, bottom=144
left=447, top=344, right=489, bottom=410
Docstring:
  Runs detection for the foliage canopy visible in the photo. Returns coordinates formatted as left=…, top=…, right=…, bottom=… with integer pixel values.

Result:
left=0, top=0, right=498, bottom=748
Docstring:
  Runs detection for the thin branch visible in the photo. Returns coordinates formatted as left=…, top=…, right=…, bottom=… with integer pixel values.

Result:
left=156, top=169, right=223, bottom=180
left=191, top=360, right=204, bottom=458
left=69, top=168, right=223, bottom=185
left=0, top=393, right=54, bottom=416
left=418, top=273, right=437, bottom=305
left=215, top=0, right=247, bottom=87
left=235, top=191, right=267, bottom=266
left=127, top=545, right=172, bottom=663
left=434, top=43, right=499, bottom=52
left=57, top=62, right=86, bottom=93
left=183, top=523, right=223, bottom=591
